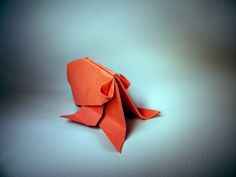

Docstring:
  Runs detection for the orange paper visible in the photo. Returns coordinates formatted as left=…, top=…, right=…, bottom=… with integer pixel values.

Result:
left=61, top=57, right=160, bottom=152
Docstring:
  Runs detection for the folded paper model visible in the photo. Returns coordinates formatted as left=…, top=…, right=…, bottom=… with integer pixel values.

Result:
left=61, top=57, right=160, bottom=152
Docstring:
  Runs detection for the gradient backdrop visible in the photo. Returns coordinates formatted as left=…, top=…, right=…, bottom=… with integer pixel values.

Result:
left=0, top=0, right=236, bottom=177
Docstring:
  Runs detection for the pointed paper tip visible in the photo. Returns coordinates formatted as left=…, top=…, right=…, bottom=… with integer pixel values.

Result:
left=155, top=110, right=161, bottom=116
left=60, top=115, right=71, bottom=118
left=115, top=142, right=124, bottom=153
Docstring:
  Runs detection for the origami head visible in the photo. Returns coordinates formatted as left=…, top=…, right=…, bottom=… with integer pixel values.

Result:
left=67, top=58, right=116, bottom=106
left=61, top=57, right=160, bottom=152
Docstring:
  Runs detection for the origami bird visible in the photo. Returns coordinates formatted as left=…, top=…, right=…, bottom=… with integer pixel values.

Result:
left=61, top=57, right=160, bottom=152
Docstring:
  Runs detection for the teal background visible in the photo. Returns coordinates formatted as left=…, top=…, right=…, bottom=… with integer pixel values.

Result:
left=0, top=0, right=235, bottom=176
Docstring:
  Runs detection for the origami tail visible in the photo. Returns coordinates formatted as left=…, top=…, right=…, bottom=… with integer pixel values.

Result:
left=99, top=82, right=126, bottom=153
left=61, top=105, right=104, bottom=126
left=115, top=74, right=160, bottom=120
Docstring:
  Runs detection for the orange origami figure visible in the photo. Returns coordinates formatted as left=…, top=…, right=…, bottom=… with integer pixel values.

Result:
left=61, top=57, right=160, bottom=152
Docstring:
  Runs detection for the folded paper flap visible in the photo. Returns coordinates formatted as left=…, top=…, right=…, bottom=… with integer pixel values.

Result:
left=99, top=82, right=126, bottom=152
left=61, top=105, right=104, bottom=126
left=67, top=58, right=115, bottom=106
left=137, top=107, right=160, bottom=119
left=114, top=75, right=160, bottom=119
left=115, top=74, right=131, bottom=89
left=100, top=78, right=115, bottom=99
